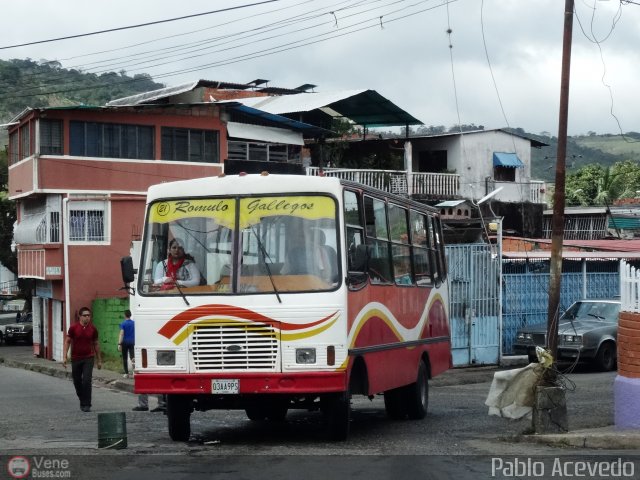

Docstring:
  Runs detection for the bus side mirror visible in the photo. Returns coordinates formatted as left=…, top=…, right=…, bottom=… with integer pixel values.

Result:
left=121, top=256, right=135, bottom=284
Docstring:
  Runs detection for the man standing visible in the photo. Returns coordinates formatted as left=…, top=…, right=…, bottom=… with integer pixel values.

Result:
left=62, top=307, right=102, bottom=412
left=117, top=309, right=135, bottom=379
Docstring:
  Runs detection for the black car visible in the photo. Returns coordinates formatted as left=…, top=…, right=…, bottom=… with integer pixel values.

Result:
left=512, top=299, right=620, bottom=371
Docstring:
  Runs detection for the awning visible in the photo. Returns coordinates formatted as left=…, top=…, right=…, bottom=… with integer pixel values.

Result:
left=493, top=152, right=523, bottom=168
left=226, top=122, right=304, bottom=145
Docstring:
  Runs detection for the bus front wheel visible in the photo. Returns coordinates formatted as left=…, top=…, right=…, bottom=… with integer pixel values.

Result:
left=323, top=391, right=350, bottom=441
left=167, top=394, right=192, bottom=441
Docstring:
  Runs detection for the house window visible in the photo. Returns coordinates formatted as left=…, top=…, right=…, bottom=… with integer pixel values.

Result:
left=494, top=166, right=516, bottom=182
left=40, top=120, right=63, bottom=155
left=161, top=127, right=218, bottom=163
left=68, top=201, right=107, bottom=243
left=9, top=131, right=19, bottom=165
left=70, top=121, right=154, bottom=159
left=418, top=150, right=447, bottom=173
left=20, top=123, right=31, bottom=160
left=228, top=141, right=289, bottom=162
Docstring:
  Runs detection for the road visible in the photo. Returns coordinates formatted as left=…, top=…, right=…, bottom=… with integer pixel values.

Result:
left=1, top=361, right=635, bottom=479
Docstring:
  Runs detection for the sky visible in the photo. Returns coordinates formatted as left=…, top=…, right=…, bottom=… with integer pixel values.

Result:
left=2, top=0, right=640, bottom=136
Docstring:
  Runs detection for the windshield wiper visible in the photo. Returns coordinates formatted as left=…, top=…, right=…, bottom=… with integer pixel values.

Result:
left=250, top=226, right=282, bottom=304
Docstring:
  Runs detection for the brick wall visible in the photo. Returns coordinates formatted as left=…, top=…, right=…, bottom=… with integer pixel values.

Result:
left=618, top=311, right=640, bottom=378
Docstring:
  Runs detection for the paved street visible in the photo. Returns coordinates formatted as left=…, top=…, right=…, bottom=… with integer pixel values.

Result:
left=2, top=346, right=639, bottom=478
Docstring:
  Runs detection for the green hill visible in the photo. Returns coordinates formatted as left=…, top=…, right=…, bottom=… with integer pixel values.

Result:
left=0, top=58, right=164, bottom=144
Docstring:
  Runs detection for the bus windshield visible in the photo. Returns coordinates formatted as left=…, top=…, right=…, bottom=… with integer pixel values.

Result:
left=139, top=194, right=339, bottom=295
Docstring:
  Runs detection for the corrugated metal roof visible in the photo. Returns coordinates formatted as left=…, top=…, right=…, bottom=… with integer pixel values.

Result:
left=107, top=81, right=199, bottom=106
left=503, top=251, right=640, bottom=259
left=436, top=200, right=469, bottom=207
left=505, top=237, right=640, bottom=252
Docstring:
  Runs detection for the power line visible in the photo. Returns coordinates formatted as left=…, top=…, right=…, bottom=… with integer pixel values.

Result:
left=0, top=1, right=278, bottom=50
left=0, top=0, right=451, bottom=101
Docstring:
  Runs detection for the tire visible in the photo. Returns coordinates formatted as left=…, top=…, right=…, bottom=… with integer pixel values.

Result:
left=323, top=392, right=350, bottom=441
left=384, top=387, right=407, bottom=420
left=404, top=360, right=429, bottom=420
left=167, top=394, right=192, bottom=441
left=266, top=404, right=288, bottom=422
left=245, top=406, right=267, bottom=421
left=594, top=342, right=616, bottom=372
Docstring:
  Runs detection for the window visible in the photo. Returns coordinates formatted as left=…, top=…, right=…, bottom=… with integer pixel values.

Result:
left=228, top=141, right=290, bottom=162
left=494, top=166, right=516, bottom=182
left=20, top=123, right=31, bottom=160
left=364, top=196, right=392, bottom=284
left=68, top=201, right=107, bottom=243
left=161, top=127, right=218, bottom=163
left=410, top=211, right=432, bottom=286
left=9, top=131, right=19, bottom=165
left=69, top=121, right=154, bottom=159
left=344, top=190, right=365, bottom=273
left=40, top=120, right=63, bottom=155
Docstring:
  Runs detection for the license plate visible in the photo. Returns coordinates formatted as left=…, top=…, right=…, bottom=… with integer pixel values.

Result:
left=211, top=379, right=239, bottom=394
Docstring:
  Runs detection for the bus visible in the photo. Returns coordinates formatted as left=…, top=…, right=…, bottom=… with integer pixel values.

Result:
left=121, top=173, right=451, bottom=441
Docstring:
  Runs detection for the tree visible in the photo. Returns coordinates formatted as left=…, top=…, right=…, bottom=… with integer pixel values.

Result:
left=565, top=161, right=640, bottom=206
left=0, top=148, right=17, bottom=274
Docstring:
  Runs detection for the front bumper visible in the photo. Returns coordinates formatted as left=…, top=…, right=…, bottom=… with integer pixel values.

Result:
left=5, top=331, right=32, bottom=342
left=134, top=371, right=347, bottom=395
left=513, top=344, right=594, bottom=361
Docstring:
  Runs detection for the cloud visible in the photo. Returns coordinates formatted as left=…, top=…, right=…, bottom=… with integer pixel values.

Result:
left=2, top=0, right=640, bottom=135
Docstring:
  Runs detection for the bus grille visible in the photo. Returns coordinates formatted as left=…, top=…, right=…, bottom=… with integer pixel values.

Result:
left=191, top=322, right=279, bottom=371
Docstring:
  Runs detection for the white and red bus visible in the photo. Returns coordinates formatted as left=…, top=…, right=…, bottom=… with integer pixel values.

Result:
left=122, top=173, right=451, bottom=440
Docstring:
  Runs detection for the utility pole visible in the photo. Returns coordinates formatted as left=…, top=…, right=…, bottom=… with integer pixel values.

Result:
left=547, top=0, right=575, bottom=374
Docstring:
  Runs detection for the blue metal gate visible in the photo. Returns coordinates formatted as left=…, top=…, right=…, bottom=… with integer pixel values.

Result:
left=446, top=243, right=500, bottom=366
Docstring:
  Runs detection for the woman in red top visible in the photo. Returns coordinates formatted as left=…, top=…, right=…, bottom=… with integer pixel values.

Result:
left=62, top=307, right=102, bottom=412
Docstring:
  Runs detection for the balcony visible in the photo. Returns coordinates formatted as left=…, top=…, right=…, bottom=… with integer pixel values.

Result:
left=306, top=167, right=460, bottom=198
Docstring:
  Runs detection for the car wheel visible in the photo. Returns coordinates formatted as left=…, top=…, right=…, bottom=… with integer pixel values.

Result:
left=595, top=342, right=616, bottom=372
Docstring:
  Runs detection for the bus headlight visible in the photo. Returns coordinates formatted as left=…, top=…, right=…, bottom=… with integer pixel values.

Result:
left=157, top=350, right=176, bottom=366
left=295, top=348, right=316, bottom=364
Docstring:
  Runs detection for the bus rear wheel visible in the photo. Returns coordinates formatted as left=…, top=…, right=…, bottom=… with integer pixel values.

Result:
left=404, top=360, right=429, bottom=420
left=167, top=394, right=192, bottom=441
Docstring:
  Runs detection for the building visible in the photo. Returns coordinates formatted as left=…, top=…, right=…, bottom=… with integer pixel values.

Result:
left=5, top=99, right=319, bottom=360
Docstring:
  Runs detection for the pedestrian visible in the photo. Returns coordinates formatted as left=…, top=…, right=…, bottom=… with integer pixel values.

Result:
left=133, top=394, right=167, bottom=413
left=117, top=309, right=135, bottom=378
left=62, top=307, right=102, bottom=412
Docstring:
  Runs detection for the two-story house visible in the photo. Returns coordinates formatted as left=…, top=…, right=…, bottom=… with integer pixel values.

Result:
left=6, top=100, right=319, bottom=360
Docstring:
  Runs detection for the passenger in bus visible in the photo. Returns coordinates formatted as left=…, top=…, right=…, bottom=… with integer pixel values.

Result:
left=153, top=238, right=202, bottom=289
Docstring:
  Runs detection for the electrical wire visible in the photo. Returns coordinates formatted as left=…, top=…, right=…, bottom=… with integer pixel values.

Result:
left=0, top=1, right=279, bottom=50
left=0, top=0, right=453, bottom=101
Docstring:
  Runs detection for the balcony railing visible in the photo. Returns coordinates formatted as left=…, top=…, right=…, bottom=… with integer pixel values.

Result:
left=306, top=167, right=460, bottom=198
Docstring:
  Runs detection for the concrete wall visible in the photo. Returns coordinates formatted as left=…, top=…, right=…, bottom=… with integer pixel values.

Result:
left=92, top=297, right=129, bottom=361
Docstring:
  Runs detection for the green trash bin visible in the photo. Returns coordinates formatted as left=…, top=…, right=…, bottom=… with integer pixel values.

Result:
left=98, top=412, right=128, bottom=449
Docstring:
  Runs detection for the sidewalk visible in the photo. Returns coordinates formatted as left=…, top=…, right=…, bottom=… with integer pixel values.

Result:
left=1, top=345, right=639, bottom=450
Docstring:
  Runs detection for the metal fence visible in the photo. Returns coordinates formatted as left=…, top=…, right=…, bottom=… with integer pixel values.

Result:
left=621, top=260, right=640, bottom=313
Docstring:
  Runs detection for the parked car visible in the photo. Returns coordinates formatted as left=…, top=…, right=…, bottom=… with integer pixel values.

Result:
left=512, top=299, right=621, bottom=371
left=4, top=312, right=33, bottom=345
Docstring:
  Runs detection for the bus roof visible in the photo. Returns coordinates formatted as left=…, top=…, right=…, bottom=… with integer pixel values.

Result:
left=146, top=173, right=439, bottom=214
left=147, top=174, right=342, bottom=202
